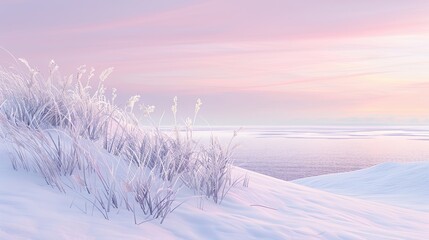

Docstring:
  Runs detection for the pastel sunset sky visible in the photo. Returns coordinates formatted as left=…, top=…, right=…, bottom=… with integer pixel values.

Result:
left=1, top=0, right=429, bottom=125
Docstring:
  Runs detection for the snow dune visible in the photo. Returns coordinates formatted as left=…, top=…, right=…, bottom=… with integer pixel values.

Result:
left=295, top=161, right=429, bottom=211
left=1, top=143, right=428, bottom=240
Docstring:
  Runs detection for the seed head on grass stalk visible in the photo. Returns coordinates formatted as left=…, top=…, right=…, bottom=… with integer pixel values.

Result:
left=171, top=96, right=178, bottom=137
left=193, top=98, right=202, bottom=124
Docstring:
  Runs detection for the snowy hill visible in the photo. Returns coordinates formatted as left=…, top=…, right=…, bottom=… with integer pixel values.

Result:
left=1, top=145, right=428, bottom=239
left=295, top=161, right=429, bottom=211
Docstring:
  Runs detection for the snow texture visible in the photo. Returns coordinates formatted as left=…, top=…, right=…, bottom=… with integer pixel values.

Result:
left=1, top=143, right=428, bottom=240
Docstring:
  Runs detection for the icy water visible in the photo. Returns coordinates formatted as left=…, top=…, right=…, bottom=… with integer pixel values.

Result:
left=193, top=126, right=429, bottom=181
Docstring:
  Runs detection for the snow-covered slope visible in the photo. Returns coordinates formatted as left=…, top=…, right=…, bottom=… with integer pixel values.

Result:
left=1, top=145, right=428, bottom=240
left=294, top=161, right=429, bottom=211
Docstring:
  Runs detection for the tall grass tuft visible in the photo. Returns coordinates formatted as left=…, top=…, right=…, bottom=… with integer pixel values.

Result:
left=0, top=58, right=246, bottom=223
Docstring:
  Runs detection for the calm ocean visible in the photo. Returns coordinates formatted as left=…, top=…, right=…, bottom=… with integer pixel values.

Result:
left=194, top=126, right=429, bottom=181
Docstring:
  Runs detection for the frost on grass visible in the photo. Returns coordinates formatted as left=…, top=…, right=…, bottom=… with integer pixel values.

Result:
left=0, top=59, right=246, bottom=223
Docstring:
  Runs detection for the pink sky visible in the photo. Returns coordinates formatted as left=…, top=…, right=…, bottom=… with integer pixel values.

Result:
left=1, top=0, right=429, bottom=125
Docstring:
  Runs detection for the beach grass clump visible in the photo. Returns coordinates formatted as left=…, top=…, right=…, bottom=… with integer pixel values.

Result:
left=0, top=58, right=245, bottom=223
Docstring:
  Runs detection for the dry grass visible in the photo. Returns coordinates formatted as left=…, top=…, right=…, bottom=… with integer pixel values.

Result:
left=0, top=58, right=247, bottom=223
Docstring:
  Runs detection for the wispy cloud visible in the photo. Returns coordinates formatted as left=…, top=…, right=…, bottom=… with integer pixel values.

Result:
left=1, top=0, right=429, bottom=125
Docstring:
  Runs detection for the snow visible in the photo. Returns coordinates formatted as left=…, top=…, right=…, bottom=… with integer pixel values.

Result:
left=294, top=162, right=429, bottom=211
left=1, top=143, right=428, bottom=240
